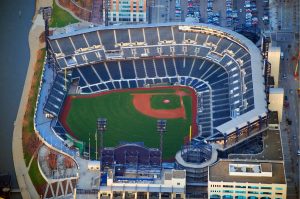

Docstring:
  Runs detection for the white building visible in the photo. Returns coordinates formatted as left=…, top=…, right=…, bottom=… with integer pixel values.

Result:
left=98, top=169, right=186, bottom=199
left=269, top=88, right=284, bottom=122
left=268, top=45, right=281, bottom=87
left=208, top=160, right=287, bottom=199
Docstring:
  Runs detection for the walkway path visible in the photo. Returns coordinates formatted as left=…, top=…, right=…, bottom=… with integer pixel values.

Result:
left=54, top=0, right=87, bottom=23
left=12, top=1, right=52, bottom=198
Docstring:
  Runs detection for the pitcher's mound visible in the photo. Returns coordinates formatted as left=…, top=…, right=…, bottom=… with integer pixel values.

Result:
left=163, top=99, right=170, bottom=104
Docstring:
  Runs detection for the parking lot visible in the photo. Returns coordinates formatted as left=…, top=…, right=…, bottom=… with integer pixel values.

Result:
left=151, top=0, right=271, bottom=31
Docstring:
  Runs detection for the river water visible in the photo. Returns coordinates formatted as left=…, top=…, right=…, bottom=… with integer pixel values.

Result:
left=0, top=0, right=35, bottom=197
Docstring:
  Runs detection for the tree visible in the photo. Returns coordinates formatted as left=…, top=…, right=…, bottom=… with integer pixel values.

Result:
left=64, top=156, right=74, bottom=168
left=48, top=152, right=57, bottom=170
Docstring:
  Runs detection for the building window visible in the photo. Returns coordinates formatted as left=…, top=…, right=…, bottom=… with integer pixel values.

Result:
left=235, top=196, right=246, bottom=199
left=223, top=190, right=234, bottom=193
left=261, top=187, right=272, bottom=190
left=260, top=192, right=272, bottom=195
left=236, top=185, right=246, bottom=188
left=222, top=195, right=234, bottom=199
left=275, top=187, right=283, bottom=190
left=235, top=190, right=246, bottom=194
left=223, top=185, right=234, bottom=188
left=210, top=194, right=221, bottom=199
left=248, top=186, right=259, bottom=189
left=248, top=191, right=259, bottom=194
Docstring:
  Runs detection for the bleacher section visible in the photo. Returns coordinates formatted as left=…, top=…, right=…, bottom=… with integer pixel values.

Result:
left=44, top=72, right=71, bottom=117
left=102, top=144, right=161, bottom=168
left=47, top=23, right=266, bottom=138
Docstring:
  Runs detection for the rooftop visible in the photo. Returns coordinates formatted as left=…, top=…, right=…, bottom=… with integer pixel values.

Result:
left=228, top=129, right=283, bottom=161
left=268, top=111, right=279, bottom=125
left=209, top=159, right=285, bottom=184
left=228, top=163, right=272, bottom=177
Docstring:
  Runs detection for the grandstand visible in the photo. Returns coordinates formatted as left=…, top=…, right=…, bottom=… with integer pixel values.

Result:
left=46, top=23, right=267, bottom=140
left=101, top=143, right=161, bottom=168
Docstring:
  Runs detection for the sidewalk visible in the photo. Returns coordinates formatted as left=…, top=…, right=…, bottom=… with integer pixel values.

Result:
left=54, top=0, right=87, bottom=23
left=12, top=0, right=52, bottom=198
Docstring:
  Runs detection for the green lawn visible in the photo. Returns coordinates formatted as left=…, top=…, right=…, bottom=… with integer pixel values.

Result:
left=150, top=94, right=181, bottom=109
left=65, top=88, right=193, bottom=159
left=29, top=158, right=46, bottom=187
left=23, top=49, right=46, bottom=166
left=50, top=0, right=79, bottom=28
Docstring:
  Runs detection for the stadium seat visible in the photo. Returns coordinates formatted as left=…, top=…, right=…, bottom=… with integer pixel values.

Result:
left=71, top=35, right=89, bottom=49
left=48, top=24, right=258, bottom=138
left=106, top=61, right=121, bottom=80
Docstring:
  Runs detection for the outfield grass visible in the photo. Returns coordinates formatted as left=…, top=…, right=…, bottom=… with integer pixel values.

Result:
left=150, top=94, right=181, bottom=109
left=65, top=88, right=193, bottom=159
left=50, top=0, right=79, bottom=28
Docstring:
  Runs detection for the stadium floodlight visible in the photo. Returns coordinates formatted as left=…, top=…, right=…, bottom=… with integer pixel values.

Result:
left=157, top=120, right=167, bottom=167
left=97, top=118, right=107, bottom=132
left=42, top=7, right=52, bottom=20
left=97, top=118, right=107, bottom=193
left=157, top=120, right=167, bottom=133
left=97, top=118, right=107, bottom=160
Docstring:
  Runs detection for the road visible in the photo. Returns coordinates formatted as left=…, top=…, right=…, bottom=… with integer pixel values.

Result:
left=274, top=0, right=299, bottom=199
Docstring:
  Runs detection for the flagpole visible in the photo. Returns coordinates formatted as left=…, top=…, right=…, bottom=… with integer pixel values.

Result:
left=189, top=125, right=192, bottom=142
left=89, top=133, right=91, bottom=160
left=95, top=131, right=98, bottom=160
left=64, top=68, right=67, bottom=90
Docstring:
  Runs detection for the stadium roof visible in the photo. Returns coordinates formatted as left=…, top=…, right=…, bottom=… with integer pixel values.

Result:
left=228, top=129, right=283, bottom=161
left=208, top=159, right=286, bottom=184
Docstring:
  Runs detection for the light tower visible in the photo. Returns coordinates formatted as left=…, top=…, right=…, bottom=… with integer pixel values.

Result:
left=156, top=119, right=167, bottom=167
left=97, top=118, right=107, bottom=162
left=105, top=0, right=109, bottom=26
left=97, top=118, right=107, bottom=194
left=42, top=7, right=56, bottom=79
left=42, top=7, right=52, bottom=55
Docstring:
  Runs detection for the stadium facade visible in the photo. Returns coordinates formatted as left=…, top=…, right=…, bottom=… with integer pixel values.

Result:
left=34, top=23, right=276, bottom=198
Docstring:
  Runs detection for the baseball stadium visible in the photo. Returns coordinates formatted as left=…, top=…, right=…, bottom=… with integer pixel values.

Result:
left=34, top=22, right=269, bottom=198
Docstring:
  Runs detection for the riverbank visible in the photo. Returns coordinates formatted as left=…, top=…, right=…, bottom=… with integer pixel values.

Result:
left=12, top=0, right=52, bottom=198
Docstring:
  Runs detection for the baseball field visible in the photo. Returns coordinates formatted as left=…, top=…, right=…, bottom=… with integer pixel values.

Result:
left=60, top=86, right=197, bottom=159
